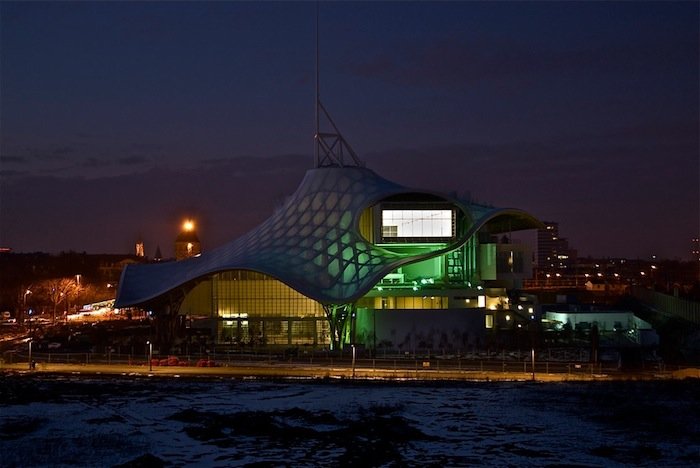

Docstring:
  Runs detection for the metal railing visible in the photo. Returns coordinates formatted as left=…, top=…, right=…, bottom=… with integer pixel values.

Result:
left=3, top=349, right=674, bottom=376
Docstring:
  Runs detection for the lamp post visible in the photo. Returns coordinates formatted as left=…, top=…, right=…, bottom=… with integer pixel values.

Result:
left=529, top=319, right=536, bottom=381
left=373, top=308, right=377, bottom=357
left=23, top=289, right=32, bottom=326
left=147, top=340, right=153, bottom=371
left=28, top=339, right=33, bottom=370
left=74, top=274, right=82, bottom=319
left=351, top=344, right=356, bottom=379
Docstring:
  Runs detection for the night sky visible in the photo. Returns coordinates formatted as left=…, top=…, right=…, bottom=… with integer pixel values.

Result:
left=1, top=2, right=698, bottom=260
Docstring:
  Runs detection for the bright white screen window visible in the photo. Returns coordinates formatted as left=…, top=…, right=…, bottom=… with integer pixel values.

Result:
left=382, top=210, right=452, bottom=238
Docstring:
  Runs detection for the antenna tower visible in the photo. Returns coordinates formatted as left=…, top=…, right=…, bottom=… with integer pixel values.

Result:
left=314, top=4, right=363, bottom=168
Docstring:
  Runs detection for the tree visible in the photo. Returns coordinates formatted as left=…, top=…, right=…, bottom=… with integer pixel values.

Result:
left=40, top=278, right=80, bottom=323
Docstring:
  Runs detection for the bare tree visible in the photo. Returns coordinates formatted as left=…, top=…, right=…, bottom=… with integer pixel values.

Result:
left=40, top=278, right=80, bottom=323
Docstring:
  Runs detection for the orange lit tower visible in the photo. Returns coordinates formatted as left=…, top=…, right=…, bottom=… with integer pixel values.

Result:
left=175, top=219, right=201, bottom=260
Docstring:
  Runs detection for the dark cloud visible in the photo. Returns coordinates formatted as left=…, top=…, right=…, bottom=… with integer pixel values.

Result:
left=29, top=147, right=71, bottom=161
left=130, top=142, right=164, bottom=152
left=2, top=149, right=694, bottom=260
left=347, top=36, right=696, bottom=88
left=52, top=146, right=74, bottom=156
left=118, top=156, right=148, bottom=166
left=0, top=154, right=309, bottom=257
left=0, top=169, right=26, bottom=177
left=0, top=155, right=27, bottom=164
left=82, top=157, right=111, bottom=168
left=0, top=2, right=696, bottom=259
left=200, top=157, right=232, bottom=166
left=198, top=154, right=308, bottom=175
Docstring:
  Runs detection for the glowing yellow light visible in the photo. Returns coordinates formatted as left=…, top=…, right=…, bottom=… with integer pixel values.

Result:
left=183, top=220, right=195, bottom=231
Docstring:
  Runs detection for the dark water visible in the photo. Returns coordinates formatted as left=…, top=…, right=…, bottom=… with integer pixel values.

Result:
left=1, top=374, right=699, bottom=466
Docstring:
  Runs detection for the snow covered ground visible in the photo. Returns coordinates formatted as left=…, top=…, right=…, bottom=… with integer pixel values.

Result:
left=1, top=374, right=698, bottom=466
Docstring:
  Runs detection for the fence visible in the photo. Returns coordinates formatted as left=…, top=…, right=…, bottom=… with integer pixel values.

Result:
left=3, top=348, right=671, bottom=375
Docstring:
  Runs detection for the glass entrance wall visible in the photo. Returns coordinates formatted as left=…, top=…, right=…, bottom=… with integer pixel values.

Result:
left=213, top=270, right=329, bottom=346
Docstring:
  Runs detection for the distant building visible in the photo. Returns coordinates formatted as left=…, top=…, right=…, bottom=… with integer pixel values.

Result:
left=97, top=255, right=143, bottom=282
left=117, top=165, right=542, bottom=351
left=175, top=220, right=201, bottom=261
left=154, top=246, right=163, bottom=262
left=536, top=221, right=576, bottom=272
left=542, top=307, right=659, bottom=348
left=135, top=239, right=145, bottom=258
left=693, top=237, right=700, bottom=281
left=115, top=100, right=543, bottom=352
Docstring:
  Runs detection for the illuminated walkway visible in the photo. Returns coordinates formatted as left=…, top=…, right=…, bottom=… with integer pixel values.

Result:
left=2, top=361, right=698, bottom=382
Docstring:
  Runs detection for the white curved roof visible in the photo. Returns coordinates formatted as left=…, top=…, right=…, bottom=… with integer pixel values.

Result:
left=116, top=166, right=541, bottom=307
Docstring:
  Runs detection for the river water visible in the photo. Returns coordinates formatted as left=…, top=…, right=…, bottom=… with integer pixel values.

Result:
left=1, top=374, right=698, bottom=466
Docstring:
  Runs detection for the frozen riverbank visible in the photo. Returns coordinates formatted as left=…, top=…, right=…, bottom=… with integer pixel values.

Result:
left=1, top=374, right=699, bottom=466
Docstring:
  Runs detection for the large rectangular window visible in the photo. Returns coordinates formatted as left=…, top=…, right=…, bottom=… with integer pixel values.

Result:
left=381, top=209, right=454, bottom=241
left=212, top=271, right=327, bottom=346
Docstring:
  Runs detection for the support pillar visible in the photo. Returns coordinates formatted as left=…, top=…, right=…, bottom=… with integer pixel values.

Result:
left=323, top=303, right=355, bottom=350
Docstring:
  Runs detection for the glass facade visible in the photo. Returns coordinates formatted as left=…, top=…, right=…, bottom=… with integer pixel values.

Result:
left=212, top=271, right=329, bottom=346
left=357, top=296, right=448, bottom=310
left=381, top=209, right=455, bottom=242
left=382, top=209, right=453, bottom=238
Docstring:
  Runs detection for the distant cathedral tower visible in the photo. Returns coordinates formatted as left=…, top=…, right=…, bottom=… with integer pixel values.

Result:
left=135, top=238, right=145, bottom=257
left=154, top=246, right=163, bottom=262
left=175, top=219, right=201, bottom=260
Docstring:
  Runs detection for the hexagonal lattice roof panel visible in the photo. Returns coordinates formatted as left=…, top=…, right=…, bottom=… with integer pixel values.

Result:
left=115, top=166, right=541, bottom=307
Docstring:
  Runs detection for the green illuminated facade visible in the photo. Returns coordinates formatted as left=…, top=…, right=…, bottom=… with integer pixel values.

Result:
left=117, top=165, right=542, bottom=351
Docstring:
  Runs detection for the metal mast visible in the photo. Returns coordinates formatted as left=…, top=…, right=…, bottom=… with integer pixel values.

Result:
left=314, top=3, right=363, bottom=168
left=314, top=2, right=320, bottom=167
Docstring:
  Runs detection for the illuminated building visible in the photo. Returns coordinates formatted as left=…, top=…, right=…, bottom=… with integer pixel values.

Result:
left=536, top=221, right=576, bottom=273
left=135, top=238, right=145, bottom=258
left=116, top=101, right=543, bottom=351
left=116, top=162, right=542, bottom=350
left=175, top=220, right=201, bottom=261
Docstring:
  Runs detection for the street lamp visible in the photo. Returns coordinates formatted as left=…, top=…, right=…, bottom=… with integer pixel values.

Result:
left=147, top=340, right=153, bottom=371
left=23, top=289, right=32, bottom=325
left=351, top=344, right=356, bottom=379
left=28, top=339, right=33, bottom=370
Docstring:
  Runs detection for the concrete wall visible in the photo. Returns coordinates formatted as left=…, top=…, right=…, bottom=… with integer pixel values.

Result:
left=354, top=308, right=488, bottom=351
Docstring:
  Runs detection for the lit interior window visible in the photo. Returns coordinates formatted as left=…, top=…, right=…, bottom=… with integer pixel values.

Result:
left=381, top=210, right=453, bottom=238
